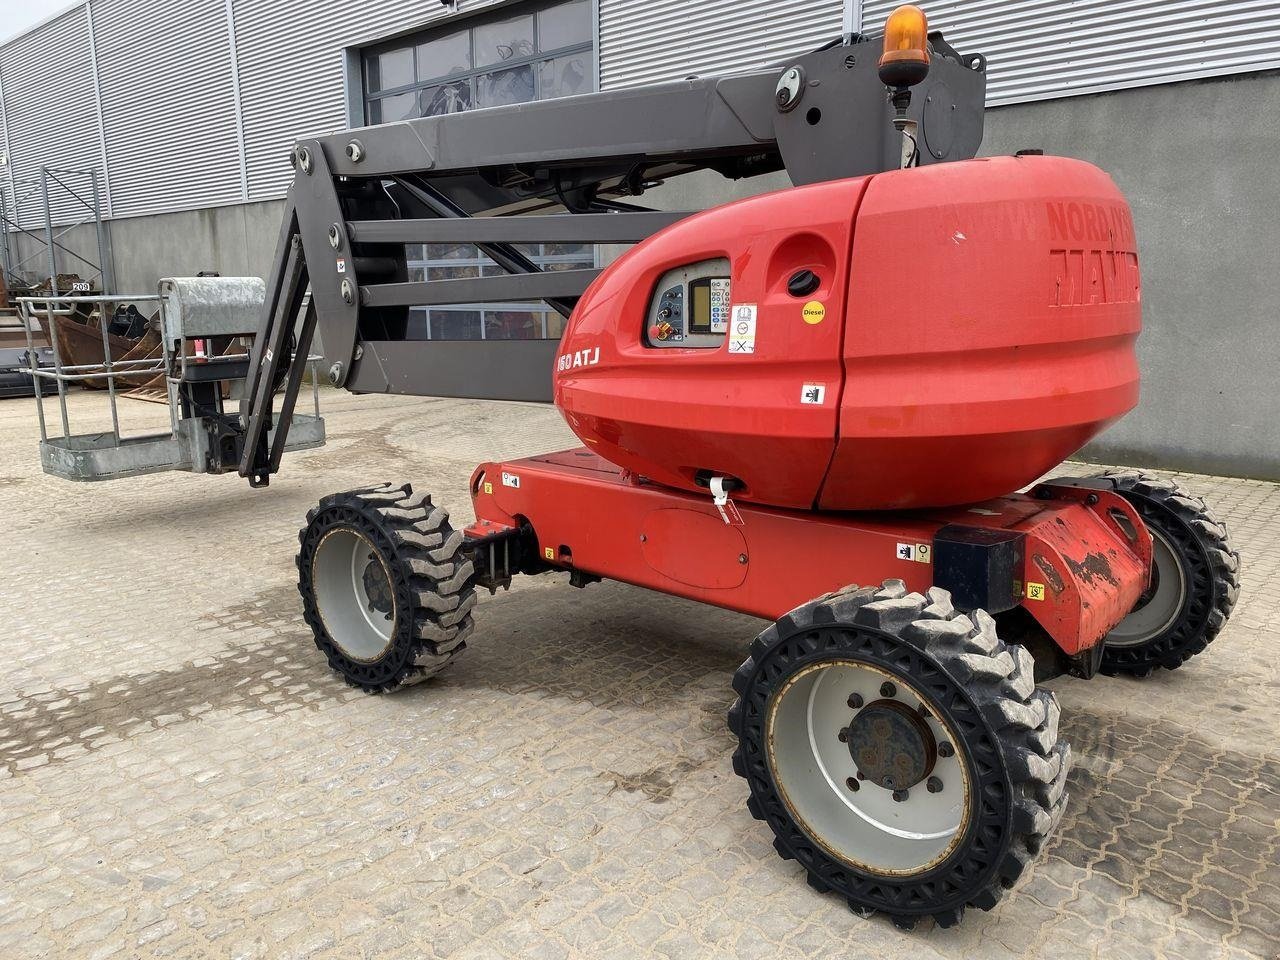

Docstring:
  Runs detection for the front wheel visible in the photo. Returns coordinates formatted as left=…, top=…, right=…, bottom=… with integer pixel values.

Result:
left=297, top=483, right=476, bottom=692
left=728, top=581, right=1069, bottom=928
left=1097, top=471, right=1240, bottom=677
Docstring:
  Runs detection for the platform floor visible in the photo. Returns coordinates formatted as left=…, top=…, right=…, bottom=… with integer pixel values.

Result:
left=1, top=390, right=1277, bottom=959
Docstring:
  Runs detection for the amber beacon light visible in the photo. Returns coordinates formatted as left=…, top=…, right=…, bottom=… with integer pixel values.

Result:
left=878, top=4, right=931, bottom=88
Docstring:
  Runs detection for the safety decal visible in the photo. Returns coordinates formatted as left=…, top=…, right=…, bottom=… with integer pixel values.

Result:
left=544, top=547, right=555, bottom=561
left=1026, top=582, right=1046, bottom=602
left=801, top=383, right=826, bottom=405
left=502, top=472, right=521, bottom=488
left=896, top=543, right=933, bottom=564
left=483, top=482, right=493, bottom=495
left=728, top=304, right=758, bottom=354
left=802, top=301, right=826, bottom=325
left=336, top=258, right=347, bottom=274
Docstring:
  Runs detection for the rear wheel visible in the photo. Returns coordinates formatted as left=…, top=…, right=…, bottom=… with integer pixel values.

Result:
left=297, top=483, right=476, bottom=692
left=1097, top=471, right=1240, bottom=677
left=729, top=581, right=1069, bottom=928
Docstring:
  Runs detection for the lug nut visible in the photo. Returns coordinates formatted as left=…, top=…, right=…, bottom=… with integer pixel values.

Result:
left=837, top=728, right=848, bottom=743
left=845, top=777, right=859, bottom=792
left=880, top=681, right=896, bottom=698
left=927, top=776, right=943, bottom=794
left=847, top=693, right=863, bottom=709
left=892, top=789, right=909, bottom=803
left=938, top=741, right=955, bottom=758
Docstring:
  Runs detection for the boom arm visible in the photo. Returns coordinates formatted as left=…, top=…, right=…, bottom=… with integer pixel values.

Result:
left=238, top=31, right=986, bottom=486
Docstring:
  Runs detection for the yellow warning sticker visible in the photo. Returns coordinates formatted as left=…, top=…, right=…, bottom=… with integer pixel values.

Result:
left=802, top=301, right=826, bottom=325
left=483, top=482, right=493, bottom=495
left=544, top=547, right=555, bottom=561
left=1026, top=582, right=1046, bottom=602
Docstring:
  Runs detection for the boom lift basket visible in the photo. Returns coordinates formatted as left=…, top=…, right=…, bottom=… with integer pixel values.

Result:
left=18, top=279, right=325, bottom=482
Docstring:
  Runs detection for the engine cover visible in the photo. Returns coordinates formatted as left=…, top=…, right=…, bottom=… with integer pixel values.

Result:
left=555, top=156, right=1141, bottom=511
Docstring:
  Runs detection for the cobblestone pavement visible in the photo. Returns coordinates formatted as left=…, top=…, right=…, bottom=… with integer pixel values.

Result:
left=1, top=390, right=1277, bottom=960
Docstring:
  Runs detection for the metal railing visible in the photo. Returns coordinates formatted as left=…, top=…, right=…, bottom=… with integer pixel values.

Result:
left=16, top=289, right=322, bottom=481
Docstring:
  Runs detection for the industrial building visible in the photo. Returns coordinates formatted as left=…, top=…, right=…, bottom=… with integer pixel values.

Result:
left=1, top=0, right=1277, bottom=477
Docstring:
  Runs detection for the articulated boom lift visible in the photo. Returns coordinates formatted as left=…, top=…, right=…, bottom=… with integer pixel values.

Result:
left=42, top=6, right=1241, bottom=929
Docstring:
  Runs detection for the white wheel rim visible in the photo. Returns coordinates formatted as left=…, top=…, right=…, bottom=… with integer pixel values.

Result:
left=766, top=660, right=972, bottom=876
left=1107, top=527, right=1187, bottom=647
left=312, top=528, right=396, bottom=662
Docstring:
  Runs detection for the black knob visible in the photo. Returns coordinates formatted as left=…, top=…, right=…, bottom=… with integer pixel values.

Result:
left=788, top=269, right=821, bottom=297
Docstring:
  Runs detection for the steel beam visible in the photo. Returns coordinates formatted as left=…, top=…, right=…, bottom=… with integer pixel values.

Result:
left=346, top=211, right=691, bottom=245
left=361, top=269, right=602, bottom=309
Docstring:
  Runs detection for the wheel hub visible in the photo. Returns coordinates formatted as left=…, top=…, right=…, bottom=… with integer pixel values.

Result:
left=846, top=699, right=937, bottom=791
left=1106, top=527, right=1188, bottom=647
left=362, top=556, right=393, bottom=615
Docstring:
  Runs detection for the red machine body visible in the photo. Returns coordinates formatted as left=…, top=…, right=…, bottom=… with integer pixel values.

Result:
left=466, top=451, right=1152, bottom=656
left=467, top=154, right=1150, bottom=661
left=556, top=155, right=1141, bottom=511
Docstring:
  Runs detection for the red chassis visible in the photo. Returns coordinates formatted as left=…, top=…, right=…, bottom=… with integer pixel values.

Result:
left=466, top=448, right=1152, bottom=660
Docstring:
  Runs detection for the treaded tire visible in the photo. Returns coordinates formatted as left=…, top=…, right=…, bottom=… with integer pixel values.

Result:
left=1096, top=470, right=1240, bottom=678
left=297, top=482, right=476, bottom=692
left=728, top=580, right=1069, bottom=929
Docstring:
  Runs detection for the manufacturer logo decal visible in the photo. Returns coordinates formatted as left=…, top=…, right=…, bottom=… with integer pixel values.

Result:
left=557, top=347, right=600, bottom=371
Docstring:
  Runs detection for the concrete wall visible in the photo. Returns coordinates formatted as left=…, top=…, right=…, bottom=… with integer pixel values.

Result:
left=12, top=71, right=1274, bottom=479
left=5, top=199, right=285, bottom=295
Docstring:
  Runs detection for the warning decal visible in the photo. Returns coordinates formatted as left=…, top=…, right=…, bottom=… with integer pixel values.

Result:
left=801, top=383, right=826, bottom=405
left=501, top=472, right=521, bottom=488
left=895, top=543, right=933, bottom=564
left=728, top=304, right=758, bottom=354
left=1026, top=582, right=1046, bottom=601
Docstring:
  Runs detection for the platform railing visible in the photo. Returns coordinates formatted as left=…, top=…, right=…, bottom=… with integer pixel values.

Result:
left=17, top=293, right=171, bottom=445
left=16, top=288, right=324, bottom=481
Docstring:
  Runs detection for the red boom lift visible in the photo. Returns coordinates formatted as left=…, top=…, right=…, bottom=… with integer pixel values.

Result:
left=32, top=4, right=1240, bottom=929
left=277, top=5, right=1241, bottom=929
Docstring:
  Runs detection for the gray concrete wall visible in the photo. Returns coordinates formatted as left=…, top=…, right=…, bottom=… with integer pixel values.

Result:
left=15, top=71, right=1273, bottom=479
left=5, top=199, right=285, bottom=295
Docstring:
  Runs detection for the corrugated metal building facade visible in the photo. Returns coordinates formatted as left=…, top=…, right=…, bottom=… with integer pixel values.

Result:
left=3, top=0, right=1279, bottom=227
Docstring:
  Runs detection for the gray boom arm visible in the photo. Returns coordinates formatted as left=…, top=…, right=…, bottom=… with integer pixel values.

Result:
left=238, top=32, right=986, bottom=486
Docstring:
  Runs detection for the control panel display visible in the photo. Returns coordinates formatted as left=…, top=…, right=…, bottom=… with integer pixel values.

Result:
left=645, top=258, right=731, bottom=349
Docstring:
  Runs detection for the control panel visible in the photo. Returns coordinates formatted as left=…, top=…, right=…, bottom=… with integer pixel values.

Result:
left=645, top=258, right=731, bottom=349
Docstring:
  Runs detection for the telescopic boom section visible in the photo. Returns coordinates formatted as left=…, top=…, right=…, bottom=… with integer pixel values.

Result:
left=238, top=30, right=986, bottom=486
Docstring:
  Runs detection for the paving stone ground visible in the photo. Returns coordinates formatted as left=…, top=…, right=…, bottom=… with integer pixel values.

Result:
left=1, top=390, right=1277, bottom=960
